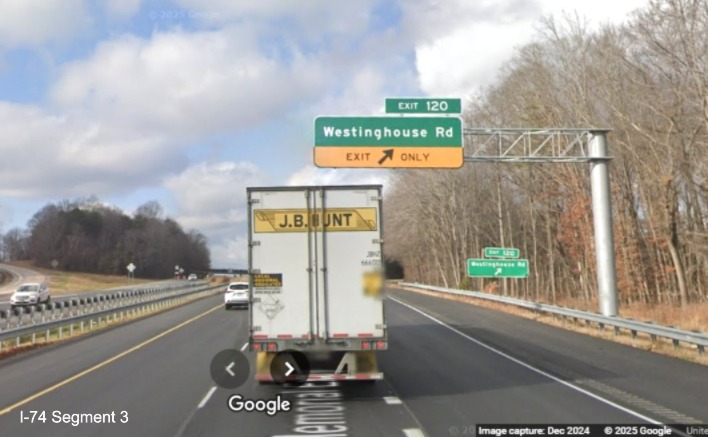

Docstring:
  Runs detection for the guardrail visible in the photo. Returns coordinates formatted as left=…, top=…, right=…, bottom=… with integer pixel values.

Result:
left=399, top=282, right=707, bottom=355
left=0, top=283, right=222, bottom=350
left=0, top=282, right=207, bottom=331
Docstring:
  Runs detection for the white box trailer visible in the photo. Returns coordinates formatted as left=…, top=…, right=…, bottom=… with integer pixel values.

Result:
left=247, top=185, right=386, bottom=382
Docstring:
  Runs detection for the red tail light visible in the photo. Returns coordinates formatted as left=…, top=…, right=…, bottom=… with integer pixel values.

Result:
left=375, top=341, right=386, bottom=350
left=268, top=342, right=277, bottom=351
left=252, top=343, right=261, bottom=351
left=361, top=341, right=371, bottom=350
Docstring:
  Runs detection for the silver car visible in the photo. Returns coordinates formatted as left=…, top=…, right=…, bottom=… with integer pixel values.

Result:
left=10, top=283, right=50, bottom=309
left=224, top=282, right=248, bottom=309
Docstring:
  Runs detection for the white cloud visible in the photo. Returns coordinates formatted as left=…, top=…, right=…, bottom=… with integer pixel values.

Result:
left=288, top=165, right=391, bottom=189
left=166, top=161, right=267, bottom=215
left=165, top=161, right=268, bottom=267
left=405, top=0, right=647, bottom=96
left=400, top=0, right=540, bottom=44
left=209, top=235, right=249, bottom=269
left=416, top=22, right=534, bottom=97
left=0, top=0, right=91, bottom=48
left=0, top=102, right=181, bottom=198
left=51, top=29, right=329, bottom=137
left=104, top=0, right=142, bottom=19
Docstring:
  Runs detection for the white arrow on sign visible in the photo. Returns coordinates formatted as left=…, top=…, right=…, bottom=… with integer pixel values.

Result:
left=285, top=362, right=295, bottom=377
left=494, top=268, right=502, bottom=276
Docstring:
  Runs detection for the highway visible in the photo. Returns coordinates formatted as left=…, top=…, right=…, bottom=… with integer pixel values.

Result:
left=0, top=288, right=705, bottom=437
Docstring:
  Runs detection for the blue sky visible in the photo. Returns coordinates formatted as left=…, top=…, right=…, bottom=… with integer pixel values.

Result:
left=0, top=0, right=646, bottom=267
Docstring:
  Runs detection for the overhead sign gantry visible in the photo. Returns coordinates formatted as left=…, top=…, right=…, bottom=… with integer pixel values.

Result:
left=311, top=99, right=619, bottom=316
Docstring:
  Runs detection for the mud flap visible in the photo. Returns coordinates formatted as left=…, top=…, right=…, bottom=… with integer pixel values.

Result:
left=335, top=351, right=378, bottom=375
left=255, top=351, right=276, bottom=383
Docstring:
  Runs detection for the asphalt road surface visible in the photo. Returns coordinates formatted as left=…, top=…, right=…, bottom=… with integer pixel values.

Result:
left=0, top=263, right=46, bottom=295
left=0, top=288, right=705, bottom=437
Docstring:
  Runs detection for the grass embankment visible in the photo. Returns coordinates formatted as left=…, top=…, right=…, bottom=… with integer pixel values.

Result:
left=9, top=260, right=155, bottom=295
left=392, top=283, right=707, bottom=365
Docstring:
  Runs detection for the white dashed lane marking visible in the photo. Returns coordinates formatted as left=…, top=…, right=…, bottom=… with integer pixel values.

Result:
left=384, top=396, right=402, bottom=405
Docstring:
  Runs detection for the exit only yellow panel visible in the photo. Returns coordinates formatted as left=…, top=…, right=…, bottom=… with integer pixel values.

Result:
left=314, top=147, right=463, bottom=169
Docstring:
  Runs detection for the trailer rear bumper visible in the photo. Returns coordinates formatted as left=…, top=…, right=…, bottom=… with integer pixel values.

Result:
left=255, top=350, right=382, bottom=383
left=256, top=372, right=383, bottom=382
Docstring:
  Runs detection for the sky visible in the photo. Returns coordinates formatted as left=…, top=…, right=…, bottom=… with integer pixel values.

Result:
left=0, top=0, right=647, bottom=268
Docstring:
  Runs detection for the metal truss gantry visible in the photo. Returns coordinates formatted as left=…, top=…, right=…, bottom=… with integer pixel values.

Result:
left=463, top=128, right=611, bottom=163
left=462, top=128, right=618, bottom=316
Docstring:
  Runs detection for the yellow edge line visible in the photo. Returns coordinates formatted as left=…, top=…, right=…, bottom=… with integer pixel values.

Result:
left=0, top=304, right=222, bottom=415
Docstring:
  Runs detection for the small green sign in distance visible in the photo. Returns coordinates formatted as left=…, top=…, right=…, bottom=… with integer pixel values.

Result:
left=385, top=98, right=462, bottom=114
left=484, top=247, right=520, bottom=259
left=467, top=259, right=529, bottom=278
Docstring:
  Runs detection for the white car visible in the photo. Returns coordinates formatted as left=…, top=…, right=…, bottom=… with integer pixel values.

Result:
left=10, top=283, right=50, bottom=309
left=224, top=282, right=248, bottom=310
left=187, top=273, right=198, bottom=281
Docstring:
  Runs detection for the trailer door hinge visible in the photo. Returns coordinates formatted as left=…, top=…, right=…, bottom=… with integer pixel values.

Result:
left=370, top=196, right=382, bottom=201
left=250, top=268, right=261, bottom=274
left=373, top=239, right=384, bottom=244
left=249, top=198, right=261, bottom=204
left=252, top=326, right=261, bottom=332
left=252, top=297, right=261, bottom=303
left=250, top=241, right=261, bottom=247
left=375, top=324, right=387, bottom=330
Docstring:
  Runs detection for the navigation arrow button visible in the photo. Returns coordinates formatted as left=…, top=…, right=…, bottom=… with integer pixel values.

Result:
left=210, top=349, right=249, bottom=389
left=270, top=350, right=311, bottom=386
left=285, top=361, right=295, bottom=377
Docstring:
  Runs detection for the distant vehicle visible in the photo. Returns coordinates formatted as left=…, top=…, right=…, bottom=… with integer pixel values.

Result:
left=225, top=282, right=248, bottom=309
left=10, top=283, right=50, bottom=309
left=187, top=273, right=198, bottom=281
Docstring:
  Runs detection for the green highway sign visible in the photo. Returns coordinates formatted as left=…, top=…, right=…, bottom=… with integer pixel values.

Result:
left=313, top=116, right=463, bottom=169
left=484, top=247, right=520, bottom=259
left=467, top=259, right=529, bottom=278
left=385, top=98, right=462, bottom=114
left=314, top=116, right=462, bottom=147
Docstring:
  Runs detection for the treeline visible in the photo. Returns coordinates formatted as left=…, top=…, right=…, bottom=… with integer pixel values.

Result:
left=385, top=0, right=707, bottom=306
left=0, top=198, right=210, bottom=278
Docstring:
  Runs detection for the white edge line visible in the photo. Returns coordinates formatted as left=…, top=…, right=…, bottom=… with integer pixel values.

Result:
left=384, top=396, right=402, bottom=405
left=389, top=296, right=665, bottom=425
left=402, top=428, right=425, bottom=437
left=240, top=342, right=248, bottom=351
left=197, top=386, right=217, bottom=409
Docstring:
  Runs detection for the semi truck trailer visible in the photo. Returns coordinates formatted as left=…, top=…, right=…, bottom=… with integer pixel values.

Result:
left=247, top=185, right=386, bottom=382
